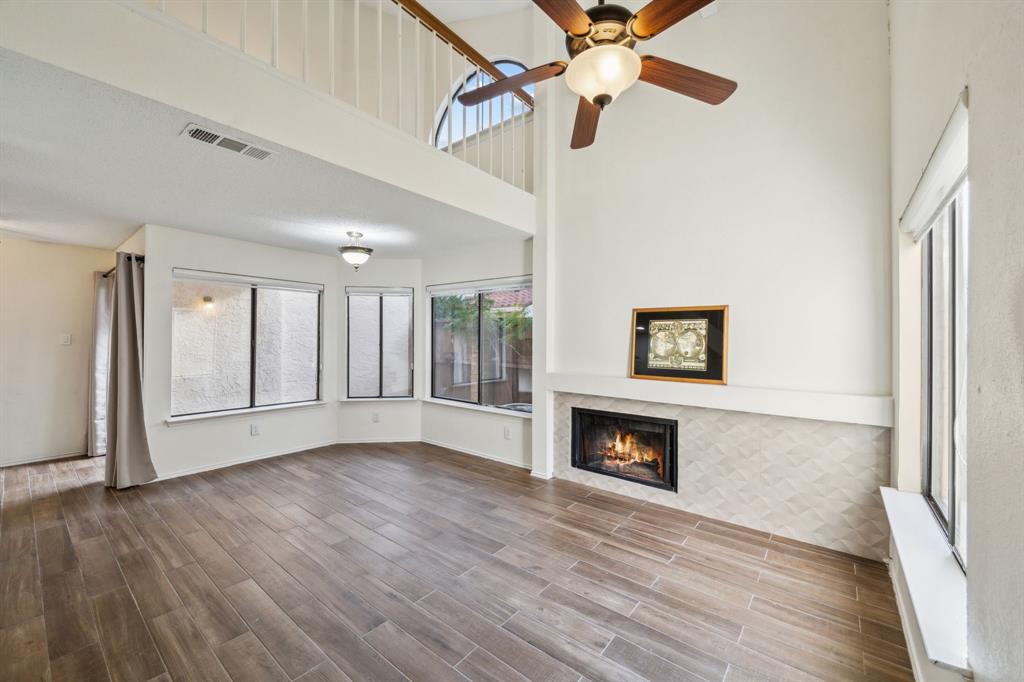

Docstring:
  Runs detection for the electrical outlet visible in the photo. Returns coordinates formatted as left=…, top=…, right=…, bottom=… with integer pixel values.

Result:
left=250, top=423, right=260, bottom=436
left=503, top=426, right=512, bottom=440
left=59, top=334, right=72, bottom=346
left=371, top=412, right=381, bottom=424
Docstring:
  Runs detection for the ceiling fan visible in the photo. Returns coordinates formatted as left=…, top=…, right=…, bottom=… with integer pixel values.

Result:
left=457, top=0, right=737, bottom=149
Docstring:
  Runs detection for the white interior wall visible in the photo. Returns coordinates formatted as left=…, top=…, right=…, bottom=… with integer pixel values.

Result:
left=550, top=1, right=891, bottom=402
left=0, top=235, right=115, bottom=465
left=890, top=3, right=1024, bottom=681
left=117, top=226, right=146, bottom=255
left=141, top=225, right=339, bottom=478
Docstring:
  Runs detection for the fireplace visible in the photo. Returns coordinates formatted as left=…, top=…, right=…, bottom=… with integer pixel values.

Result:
left=571, top=407, right=677, bottom=492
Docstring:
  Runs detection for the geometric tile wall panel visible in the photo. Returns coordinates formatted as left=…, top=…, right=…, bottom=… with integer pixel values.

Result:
left=553, top=392, right=891, bottom=560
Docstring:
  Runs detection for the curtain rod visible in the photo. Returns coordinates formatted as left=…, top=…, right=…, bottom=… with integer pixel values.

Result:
left=102, top=254, right=145, bottom=279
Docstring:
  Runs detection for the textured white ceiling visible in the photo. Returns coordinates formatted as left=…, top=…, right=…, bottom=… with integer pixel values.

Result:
left=0, top=49, right=527, bottom=257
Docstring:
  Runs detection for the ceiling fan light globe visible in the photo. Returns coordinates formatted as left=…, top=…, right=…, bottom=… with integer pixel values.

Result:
left=565, top=45, right=641, bottom=106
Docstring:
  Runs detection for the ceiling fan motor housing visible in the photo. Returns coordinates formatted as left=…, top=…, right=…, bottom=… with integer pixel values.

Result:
left=565, top=4, right=636, bottom=59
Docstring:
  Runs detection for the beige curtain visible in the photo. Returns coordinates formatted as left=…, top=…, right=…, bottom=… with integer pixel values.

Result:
left=105, top=253, right=156, bottom=488
left=87, top=272, right=113, bottom=457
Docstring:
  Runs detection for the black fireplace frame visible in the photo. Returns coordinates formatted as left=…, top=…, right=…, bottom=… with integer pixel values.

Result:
left=570, top=407, right=678, bottom=492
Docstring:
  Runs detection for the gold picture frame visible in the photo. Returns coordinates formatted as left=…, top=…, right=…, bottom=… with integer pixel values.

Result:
left=629, top=305, right=729, bottom=385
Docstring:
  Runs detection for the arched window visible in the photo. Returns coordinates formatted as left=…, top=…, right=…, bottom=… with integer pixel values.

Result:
left=435, top=59, right=533, bottom=150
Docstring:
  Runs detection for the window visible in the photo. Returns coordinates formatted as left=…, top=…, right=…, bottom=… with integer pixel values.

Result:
left=346, top=287, right=413, bottom=399
left=435, top=60, right=532, bottom=150
left=922, top=182, right=969, bottom=565
left=431, top=279, right=532, bottom=413
left=171, top=270, right=322, bottom=416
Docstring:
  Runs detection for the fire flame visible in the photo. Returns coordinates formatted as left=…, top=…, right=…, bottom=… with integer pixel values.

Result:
left=603, top=430, right=663, bottom=477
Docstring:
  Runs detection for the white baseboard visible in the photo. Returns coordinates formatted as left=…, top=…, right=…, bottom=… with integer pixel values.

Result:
left=154, top=440, right=337, bottom=481
left=530, top=470, right=555, bottom=480
left=334, top=437, right=420, bottom=444
left=12, top=438, right=536, bottom=485
left=420, top=438, right=531, bottom=470
left=0, top=450, right=87, bottom=468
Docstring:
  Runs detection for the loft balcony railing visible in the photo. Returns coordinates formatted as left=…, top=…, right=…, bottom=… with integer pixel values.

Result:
left=135, top=0, right=534, bottom=193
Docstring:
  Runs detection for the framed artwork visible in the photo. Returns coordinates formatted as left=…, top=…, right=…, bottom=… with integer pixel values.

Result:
left=629, top=306, right=729, bottom=384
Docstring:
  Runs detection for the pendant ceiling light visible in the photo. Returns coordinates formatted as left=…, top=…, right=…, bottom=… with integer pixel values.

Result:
left=338, top=231, right=373, bottom=270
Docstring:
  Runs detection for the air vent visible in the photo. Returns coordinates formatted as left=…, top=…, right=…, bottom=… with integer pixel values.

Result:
left=187, top=126, right=221, bottom=144
left=242, top=146, right=272, bottom=161
left=180, top=123, right=273, bottom=161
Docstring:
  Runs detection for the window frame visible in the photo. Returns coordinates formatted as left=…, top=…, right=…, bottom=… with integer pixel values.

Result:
left=920, top=182, right=968, bottom=571
left=429, top=278, right=533, bottom=414
left=345, top=287, right=414, bottom=400
left=433, top=59, right=531, bottom=150
left=170, top=270, right=324, bottom=418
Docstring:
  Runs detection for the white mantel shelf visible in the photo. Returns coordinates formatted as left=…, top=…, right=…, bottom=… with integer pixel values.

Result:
left=547, top=373, right=893, bottom=427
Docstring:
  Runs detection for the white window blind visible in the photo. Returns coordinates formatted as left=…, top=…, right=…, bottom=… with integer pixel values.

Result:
left=426, top=275, right=532, bottom=298
left=172, top=267, right=324, bottom=293
left=899, top=90, right=968, bottom=242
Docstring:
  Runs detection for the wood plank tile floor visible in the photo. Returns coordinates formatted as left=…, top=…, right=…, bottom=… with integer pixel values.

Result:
left=0, top=442, right=913, bottom=682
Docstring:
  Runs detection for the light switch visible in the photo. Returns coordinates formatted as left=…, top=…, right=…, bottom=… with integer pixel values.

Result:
left=59, top=334, right=72, bottom=346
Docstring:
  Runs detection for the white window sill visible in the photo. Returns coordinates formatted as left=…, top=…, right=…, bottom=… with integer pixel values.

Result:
left=880, top=487, right=970, bottom=676
left=165, top=400, right=327, bottom=425
left=339, top=397, right=417, bottom=403
left=422, top=397, right=533, bottom=419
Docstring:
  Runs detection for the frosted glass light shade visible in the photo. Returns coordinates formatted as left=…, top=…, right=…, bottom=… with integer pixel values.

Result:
left=339, top=246, right=373, bottom=269
left=564, top=45, right=642, bottom=106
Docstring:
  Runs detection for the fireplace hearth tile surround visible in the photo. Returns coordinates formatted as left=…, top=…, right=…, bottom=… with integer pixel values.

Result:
left=555, top=392, right=891, bottom=560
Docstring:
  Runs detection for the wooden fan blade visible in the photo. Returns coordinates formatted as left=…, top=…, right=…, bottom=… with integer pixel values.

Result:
left=533, top=0, right=591, bottom=37
left=639, top=56, right=737, bottom=105
left=458, top=62, right=567, bottom=107
left=570, top=97, right=601, bottom=150
left=630, top=0, right=714, bottom=39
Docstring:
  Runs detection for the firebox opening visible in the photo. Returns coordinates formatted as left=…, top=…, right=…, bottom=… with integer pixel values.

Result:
left=571, top=407, right=677, bottom=492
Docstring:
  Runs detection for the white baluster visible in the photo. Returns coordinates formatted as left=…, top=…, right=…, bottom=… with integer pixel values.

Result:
left=511, top=95, right=517, bottom=188
left=354, top=0, right=361, bottom=109
left=460, top=54, right=467, bottom=161
left=431, top=32, right=437, bottom=146
left=271, top=0, right=279, bottom=68
left=396, top=6, right=403, bottom=130
left=499, top=93, right=506, bottom=182
left=520, top=101, right=528, bottom=190
left=488, top=76, right=494, bottom=177
left=475, top=69, right=482, bottom=170
left=447, top=42, right=453, bottom=156
left=302, top=0, right=309, bottom=83
left=415, top=19, right=422, bottom=142
left=201, top=0, right=208, bottom=33
left=377, top=0, right=383, bottom=119
left=328, top=0, right=336, bottom=97
left=240, top=0, right=247, bottom=53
